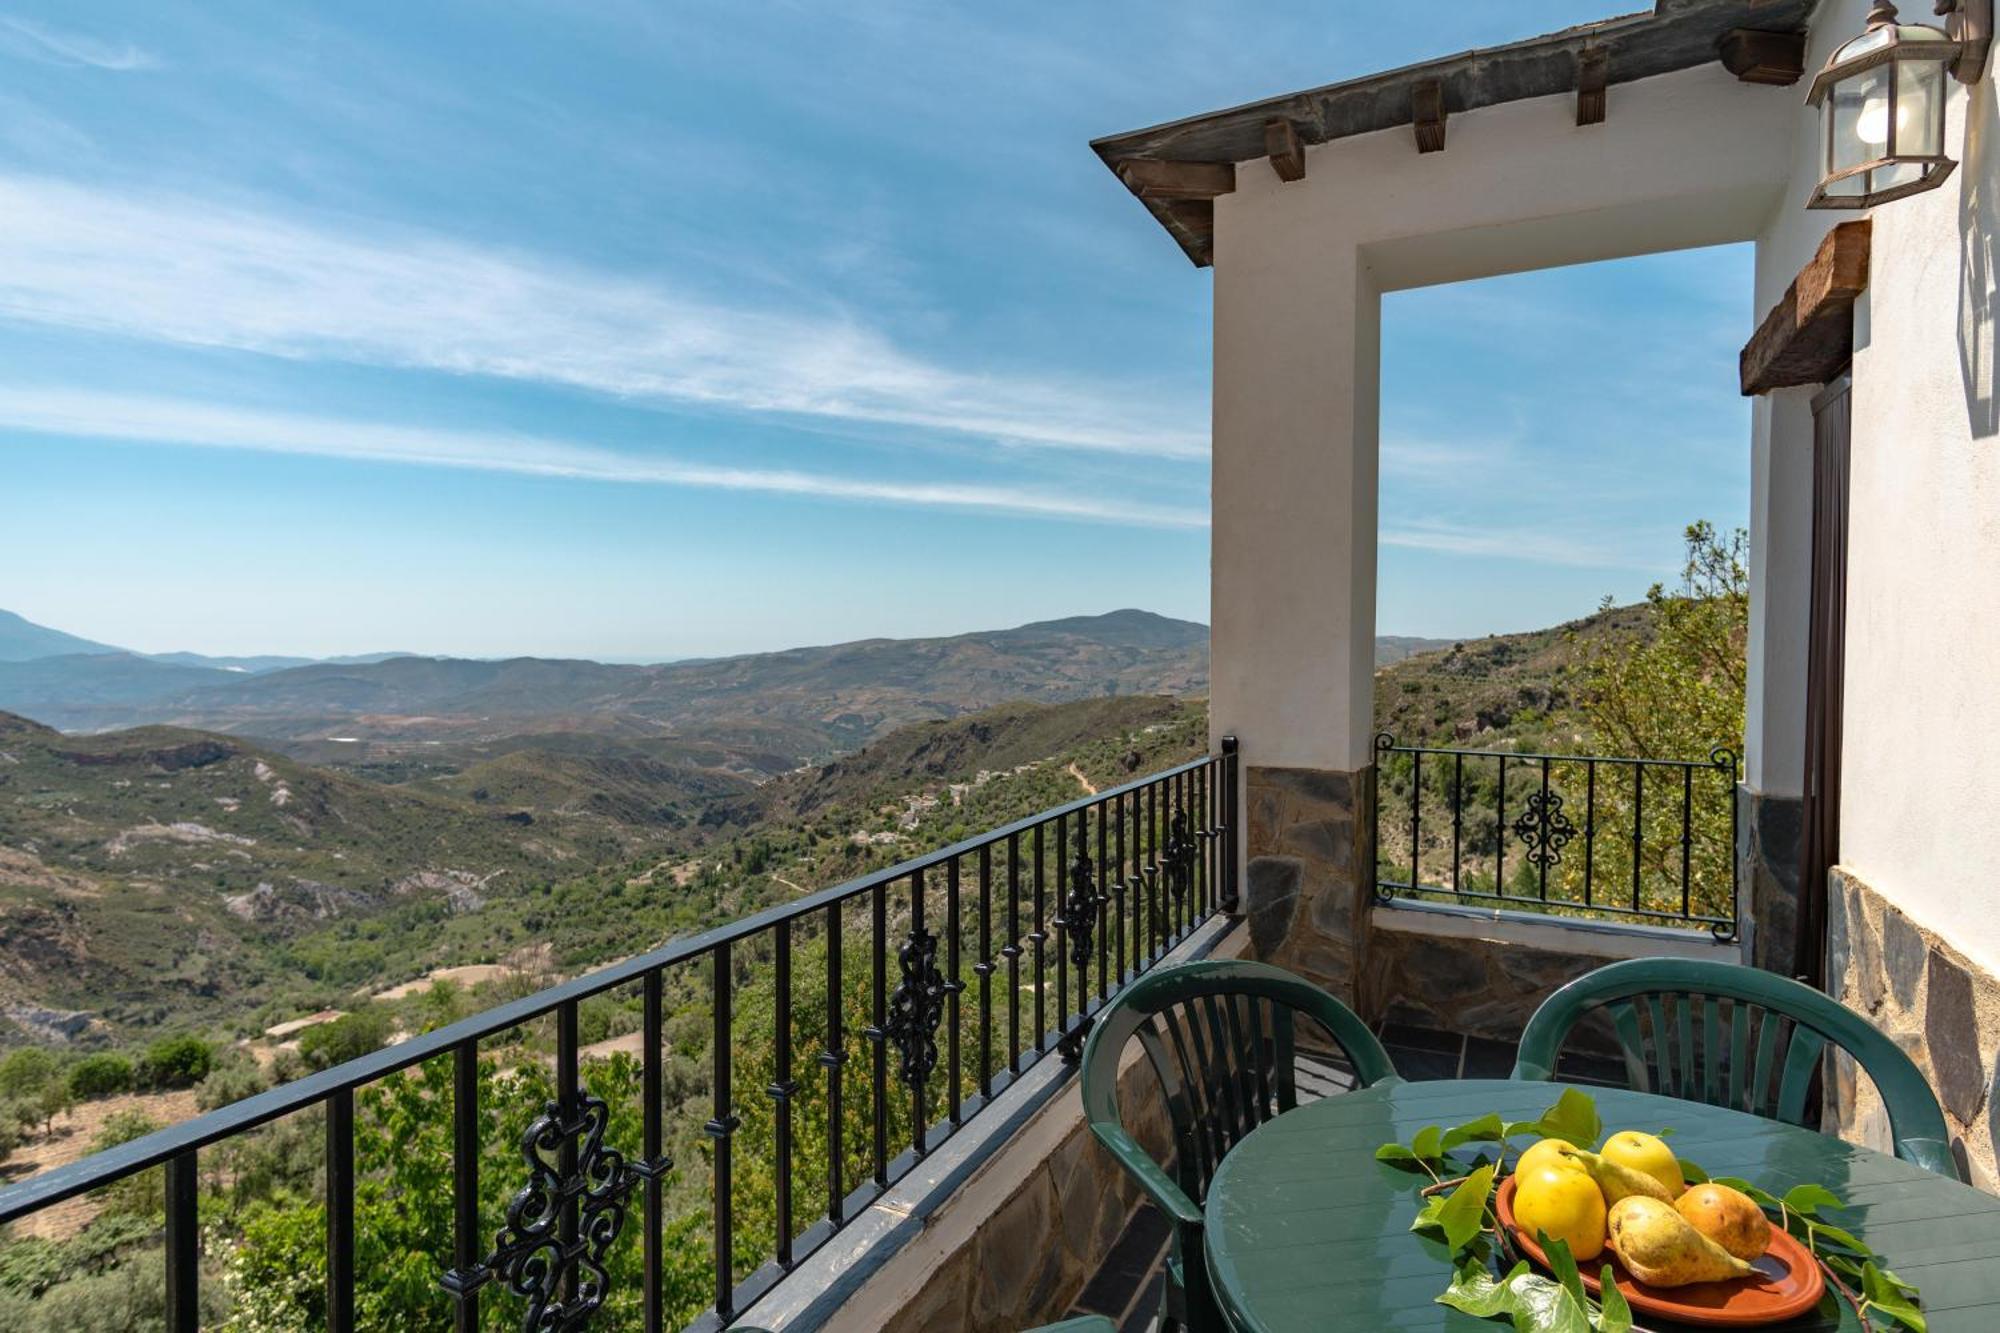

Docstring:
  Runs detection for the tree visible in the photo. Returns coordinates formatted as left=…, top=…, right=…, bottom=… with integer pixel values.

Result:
left=68, top=1054, right=135, bottom=1101
left=0, top=1048, right=59, bottom=1101
left=297, top=1010, right=391, bottom=1072
left=1557, top=521, right=1747, bottom=921
left=140, top=1036, right=215, bottom=1090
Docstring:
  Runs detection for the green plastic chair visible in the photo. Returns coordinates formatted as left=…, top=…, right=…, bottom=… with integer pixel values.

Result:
left=1512, top=957, right=1959, bottom=1180
left=1080, top=959, right=1401, bottom=1333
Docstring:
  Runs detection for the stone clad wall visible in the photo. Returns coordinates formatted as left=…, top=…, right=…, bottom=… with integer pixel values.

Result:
left=1826, top=867, right=2000, bottom=1193
left=1241, top=765, right=1373, bottom=1007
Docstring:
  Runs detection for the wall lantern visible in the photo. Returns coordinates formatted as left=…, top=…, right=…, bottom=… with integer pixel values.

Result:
left=1806, top=1, right=1988, bottom=209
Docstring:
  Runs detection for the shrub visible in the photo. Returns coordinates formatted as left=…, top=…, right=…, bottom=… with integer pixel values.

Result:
left=0, top=1047, right=59, bottom=1100
left=89, top=1111, right=164, bottom=1219
left=297, top=1009, right=391, bottom=1072
left=138, top=1036, right=214, bottom=1090
left=194, top=1059, right=267, bottom=1112
left=68, top=1054, right=135, bottom=1100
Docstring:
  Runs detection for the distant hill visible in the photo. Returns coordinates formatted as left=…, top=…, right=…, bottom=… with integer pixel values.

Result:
left=0, top=610, right=124, bottom=662
left=0, top=608, right=1464, bottom=765
left=0, top=609, right=408, bottom=675
left=1372, top=603, right=1652, bottom=749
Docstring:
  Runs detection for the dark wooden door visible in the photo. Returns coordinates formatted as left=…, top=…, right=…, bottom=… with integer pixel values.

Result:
left=1797, top=375, right=1851, bottom=989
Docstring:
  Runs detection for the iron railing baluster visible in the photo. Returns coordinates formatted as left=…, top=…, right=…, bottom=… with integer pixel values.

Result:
left=327, top=1088, right=355, bottom=1333
left=975, top=843, right=993, bottom=1100
left=771, top=919, right=795, bottom=1268
left=709, top=945, right=738, bottom=1318
left=1004, top=832, right=1021, bottom=1074
left=822, top=903, right=845, bottom=1224
left=446, top=1039, right=481, bottom=1333
left=165, top=1149, right=198, bottom=1333
left=642, top=969, right=665, bottom=1333
left=869, top=883, right=888, bottom=1184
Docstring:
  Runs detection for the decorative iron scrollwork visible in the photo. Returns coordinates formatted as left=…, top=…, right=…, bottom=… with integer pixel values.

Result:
left=881, top=926, right=956, bottom=1088
left=484, top=1090, right=636, bottom=1333
left=1057, top=822, right=1100, bottom=966
left=1164, top=809, right=1197, bottom=902
left=1510, top=791, right=1577, bottom=868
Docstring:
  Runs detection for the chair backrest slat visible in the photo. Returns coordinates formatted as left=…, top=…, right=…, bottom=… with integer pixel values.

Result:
left=1700, top=994, right=1723, bottom=1106
left=1776, top=1024, right=1828, bottom=1125
left=1727, top=1000, right=1753, bottom=1112
left=1081, top=959, right=1401, bottom=1209
left=1512, top=958, right=1961, bottom=1181
left=1748, top=1003, right=1783, bottom=1118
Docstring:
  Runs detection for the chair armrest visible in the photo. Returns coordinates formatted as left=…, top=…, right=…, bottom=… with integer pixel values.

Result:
left=1510, top=1057, right=1555, bottom=1081
left=1088, top=1122, right=1203, bottom=1227
left=1896, top=1137, right=1962, bottom=1181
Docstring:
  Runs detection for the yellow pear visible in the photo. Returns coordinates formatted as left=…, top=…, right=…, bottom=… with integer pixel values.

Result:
left=1513, top=1161, right=1607, bottom=1262
left=1675, top=1183, right=1772, bottom=1260
left=1557, top=1145, right=1675, bottom=1206
left=1600, top=1130, right=1685, bottom=1198
left=1515, top=1137, right=1588, bottom=1181
left=1606, top=1196, right=1756, bottom=1287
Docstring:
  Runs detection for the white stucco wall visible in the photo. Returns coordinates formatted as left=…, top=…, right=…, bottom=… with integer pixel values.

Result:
left=1748, top=0, right=2000, bottom=977
left=1211, top=64, right=1796, bottom=776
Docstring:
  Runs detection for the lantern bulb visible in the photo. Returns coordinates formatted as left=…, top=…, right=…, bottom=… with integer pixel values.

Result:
left=1855, top=95, right=1900, bottom=146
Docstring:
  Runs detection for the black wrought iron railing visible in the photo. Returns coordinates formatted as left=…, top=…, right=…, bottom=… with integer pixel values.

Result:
left=0, top=742, right=1238, bottom=1332
left=1372, top=734, right=1738, bottom=939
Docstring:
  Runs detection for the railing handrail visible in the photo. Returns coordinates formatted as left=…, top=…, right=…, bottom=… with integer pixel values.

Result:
left=1375, top=734, right=1738, bottom=771
left=0, top=748, right=1229, bottom=1224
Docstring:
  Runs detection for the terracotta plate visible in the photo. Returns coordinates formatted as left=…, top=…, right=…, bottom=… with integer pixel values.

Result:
left=1494, top=1175, right=1826, bottom=1327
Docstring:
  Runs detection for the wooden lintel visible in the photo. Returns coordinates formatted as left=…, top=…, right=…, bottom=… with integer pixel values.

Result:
left=1264, top=119, right=1306, bottom=183
left=1412, top=79, right=1447, bottom=153
left=1117, top=158, right=1236, bottom=200
left=1717, top=28, right=1807, bottom=86
left=1740, top=221, right=1870, bottom=395
left=1576, top=48, right=1609, bottom=126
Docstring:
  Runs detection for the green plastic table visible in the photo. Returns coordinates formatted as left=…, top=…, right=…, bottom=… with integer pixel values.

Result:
left=1202, top=1079, right=2000, bottom=1332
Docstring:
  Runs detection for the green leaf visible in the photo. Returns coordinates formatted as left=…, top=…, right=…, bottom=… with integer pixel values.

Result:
left=1536, top=1088, right=1603, bottom=1149
left=1412, top=1124, right=1444, bottom=1160
left=1808, top=1221, right=1870, bottom=1255
left=1437, top=1165, right=1496, bottom=1254
left=1595, top=1267, right=1633, bottom=1333
left=1410, top=1193, right=1448, bottom=1237
left=1540, top=1233, right=1586, bottom=1308
left=1375, top=1142, right=1419, bottom=1163
left=1783, top=1183, right=1845, bottom=1217
left=1677, top=1158, right=1709, bottom=1185
left=1437, top=1258, right=1593, bottom=1333
left=1862, top=1260, right=1927, bottom=1331
left=1443, top=1112, right=1508, bottom=1152
left=1438, top=1256, right=1524, bottom=1319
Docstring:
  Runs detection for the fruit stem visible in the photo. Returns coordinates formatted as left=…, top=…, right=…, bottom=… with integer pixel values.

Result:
left=1420, top=1174, right=1472, bottom=1197
left=1818, top=1254, right=1869, bottom=1326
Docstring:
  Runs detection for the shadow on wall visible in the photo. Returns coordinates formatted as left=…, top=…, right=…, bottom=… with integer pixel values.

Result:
left=1962, top=75, right=1997, bottom=439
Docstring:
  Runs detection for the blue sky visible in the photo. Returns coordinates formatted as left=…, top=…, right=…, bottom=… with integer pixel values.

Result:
left=0, top=2, right=1751, bottom=661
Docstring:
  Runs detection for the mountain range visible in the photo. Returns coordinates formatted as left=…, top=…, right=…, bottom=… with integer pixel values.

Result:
left=0, top=608, right=1453, bottom=765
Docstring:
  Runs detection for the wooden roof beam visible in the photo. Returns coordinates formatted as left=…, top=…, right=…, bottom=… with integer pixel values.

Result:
left=1116, top=158, right=1236, bottom=200
left=1741, top=221, right=1870, bottom=395
left=1264, top=118, right=1305, bottom=183
left=1718, top=28, right=1807, bottom=86
left=1576, top=47, right=1609, bottom=126
left=1413, top=78, right=1447, bottom=153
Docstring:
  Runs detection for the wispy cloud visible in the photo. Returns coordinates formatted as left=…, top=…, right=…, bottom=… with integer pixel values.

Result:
left=0, top=386, right=1209, bottom=529
left=0, top=17, right=156, bottom=71
left=0, top=174, right=1207, bottom=460
left=1380, top=518, right=1651, bottom=570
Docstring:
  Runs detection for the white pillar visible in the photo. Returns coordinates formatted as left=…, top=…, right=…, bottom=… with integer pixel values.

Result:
left=1210, top=234, right=1379, bottom=774
left=1745, top=387, right=1815, bottom=799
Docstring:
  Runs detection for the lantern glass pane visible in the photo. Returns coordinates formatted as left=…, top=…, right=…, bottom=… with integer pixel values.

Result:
left=1899, top=57, right=1945, bottom=159
left=1831, top=64, right=1891, bottom=175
